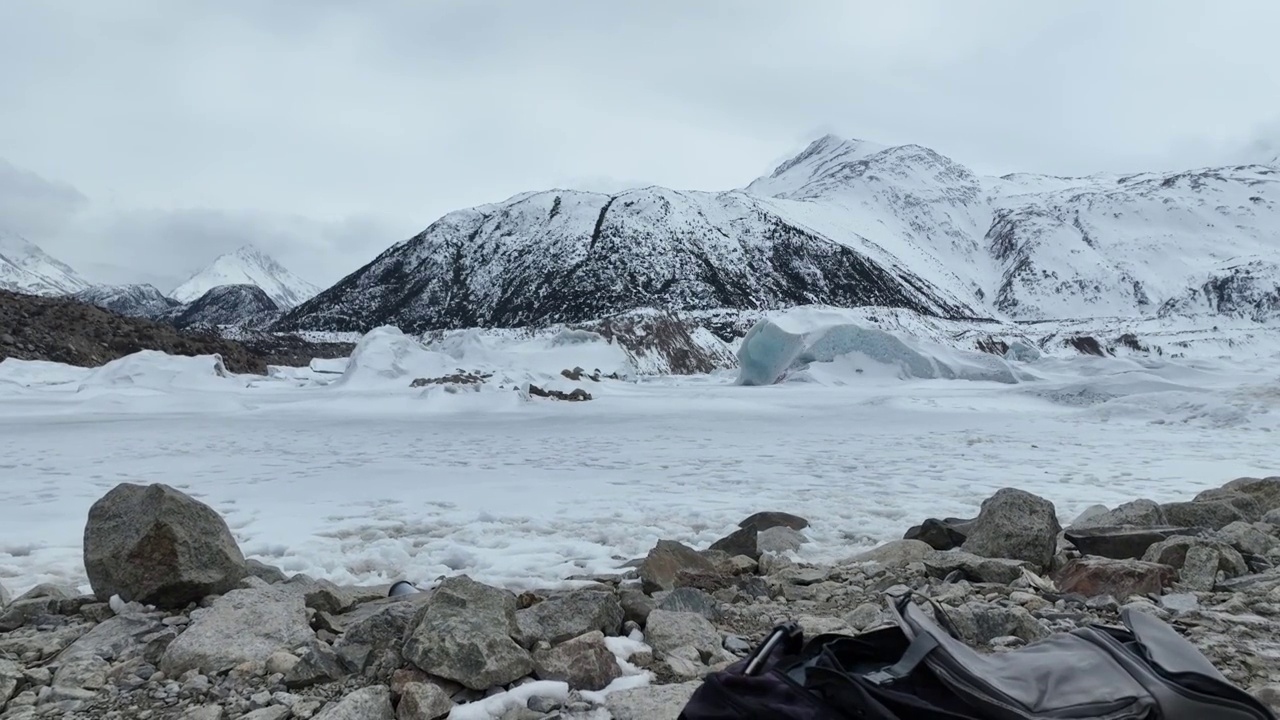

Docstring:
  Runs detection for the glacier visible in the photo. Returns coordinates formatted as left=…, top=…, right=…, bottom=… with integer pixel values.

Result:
left=736, top=311, right=1027, bottom=386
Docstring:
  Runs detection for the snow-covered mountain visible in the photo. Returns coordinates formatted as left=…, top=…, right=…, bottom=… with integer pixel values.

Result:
left=164, top=284, right=281, bottom=330
left=0, top=229, right=92, bottom=296
left=277, top=135, right=1280, bottom=333
left=74, top=283, right=181, bottom=318
left=171, top=246, right=320, bottom=309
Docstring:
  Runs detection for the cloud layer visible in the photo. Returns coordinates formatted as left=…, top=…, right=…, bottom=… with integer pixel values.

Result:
left=1, top=1, right=1278, bottom=287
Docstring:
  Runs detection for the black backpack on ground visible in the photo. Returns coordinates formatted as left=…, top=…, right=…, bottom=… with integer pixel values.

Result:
left=678, top=592, right=1275, bottom=720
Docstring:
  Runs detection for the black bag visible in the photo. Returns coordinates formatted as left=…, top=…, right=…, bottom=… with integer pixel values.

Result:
left=678, top=593, right=1276, bottom=720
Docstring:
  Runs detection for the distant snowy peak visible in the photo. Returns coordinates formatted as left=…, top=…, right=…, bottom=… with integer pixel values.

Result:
left=0, top=229, right=91, bottom=296
left=74, top=283, right=180, bottom=318
left=745, top=134, right=887, bottom=198
left=171, top=245, right=320, bottom=309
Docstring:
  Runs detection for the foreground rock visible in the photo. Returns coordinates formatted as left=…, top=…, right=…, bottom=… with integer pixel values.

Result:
left=400, top=575, right=533, bottom=690
left=639, top=540, right=718, bottom=593
left=160, top=586, right=314, bottom=675
left=960, top=488, right=1061, bottom=571
left=515, top=589, right=624, bottom=646
left=532, top=630, right=622, bottom=691
left=84, top=482, right=247, bottom=608
left=1053, top=557, right=1178, bottom=598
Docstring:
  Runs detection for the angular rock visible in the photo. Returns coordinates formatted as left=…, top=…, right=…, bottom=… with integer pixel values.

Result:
left=924, top=550, right=1031, bottom=585
left=284, top=641, right=351, bottom=689
left=849, top=539, right=934, bottom=567
left=1069, top=504, right=1110, bottom=528
left=241, top=709, right=290, bottom=720
left=844, top=602, right=885, bottom=631
left=52, top=655, right=109, bottom=692
left=1160, top=593, right=1200, bottom=613
left=514, top=589, right=624, bottom=646
left=314, top=685, right=394, bottom=720
left=160, top=586, right=314, bottom=676
left=1062, top=526, right=1207, bottom=560
left=606, top=680, right=701, bottom=720
left=1179, top=545, right=1221, bottom=592
left=756, top=527, right=806, bottom=555
left=285, top=575, right=356, bottom=614
left=266, top=650, right=301, bottom=677
left=947, top=602, right=1047, bottom=645
left=1053, top=557, right=1177, bottom=598
left=0, top=580, right=8, bottom=607
left=656, top=587, right=720, bottom=622
left=961, top=488, right=1061, bottom=571
left=1202, top=477, right=1280, bottom=514
left=333, top=596, right=426, bottom=673
left=532, top=630, right=622, bottom=691
left=1217, top=521, right=1278, bottom=557
left=61, top=612, right=165, bottom=662
left=0, top=596, right=63, bottom=632
left=903, top=518, right=972, bottom=550
left=1263, top=509, right=1280, bottom=526
left=1142, top=536, right=1249, bottom=588
left=639, top=541, right=717, bottom=594
left=644, top=609, right=721, bottom=658
left=83, top=482, right=247, bottom=608
left=245, top=560, right=288, bottom=585
left=1069, top=499, right=1166, bottom=529
left=1162, top=498, right=1257, bottom=530
left=708, top=526, right=758, bottom=560
left=738, top=511, right=809, bottom=532
left=397, top=681, right=454, bottom=720
left=1, top=658, right=22, bottom=708
left=180, top=707, right=225, bottom=720
left=400, top=575, right=532, bottom=691
left=619, top=586, right=655, bottom=626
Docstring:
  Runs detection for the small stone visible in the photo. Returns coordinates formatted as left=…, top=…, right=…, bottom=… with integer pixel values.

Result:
left=265, top=651, right=300, bottom=677
left=644, top=610, right=722, bottom=659
left=1159, top=593, right=1200, bottom=613
left=397, top=681, right=454, bottom=719
left=180, top=707, right=225, bottom=720
left=842, top=602, right=884, bottom=631
left=312, top=685, right=394, bottom=719
left=723, top=635, right=752, bottom=655
left=526, top=694, right=562, bottom=713
left=241, top=708, right=291, bottom=720
left=655, top=587, right=720, bottom=622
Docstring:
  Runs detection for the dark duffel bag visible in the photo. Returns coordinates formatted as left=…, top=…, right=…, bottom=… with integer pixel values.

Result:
left=678, top=592, right=1276, bottom=720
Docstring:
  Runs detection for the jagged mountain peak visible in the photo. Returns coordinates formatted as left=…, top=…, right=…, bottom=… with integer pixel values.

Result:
left=0, top=229, right=91, bottom=296
left=74, top=283, right=181, bottom=318
left=171, top=245, right=320, bottom=309
left=164, top=283, right=281, bottom=330
left=746, top=134, right=888, bottom=198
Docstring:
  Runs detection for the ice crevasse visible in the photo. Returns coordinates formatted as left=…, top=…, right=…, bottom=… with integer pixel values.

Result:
left=735, top=316, right=1030, bottom=386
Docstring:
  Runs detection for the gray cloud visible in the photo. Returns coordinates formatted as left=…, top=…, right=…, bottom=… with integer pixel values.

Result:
left=1, top=1, right=1278, bottom=287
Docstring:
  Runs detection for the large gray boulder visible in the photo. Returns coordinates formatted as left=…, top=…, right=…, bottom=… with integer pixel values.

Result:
left=1217, top=521, right=1279, bottom=557
left=160, top=586, right=314, bottom=676
left=83, top=483, right=247, bottom=608
left=960, top=489, right=1061, bottom=571
left=738, top=512, right=809, bottom=532
left=515, top=589, right=624, bottom=647
left=400, top=575, right=532, bottom=691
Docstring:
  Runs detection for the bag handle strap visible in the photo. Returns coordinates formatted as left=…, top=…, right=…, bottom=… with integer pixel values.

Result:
left=744, top=621, right=804, bottom=676
left=888, top=589, right=962, bottom=639
left=863, top=632, right=940, bottom=685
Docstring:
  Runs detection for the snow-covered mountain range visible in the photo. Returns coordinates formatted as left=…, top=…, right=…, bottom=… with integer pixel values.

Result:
left=276, top=134, right=1280, bottom=333
left=73, top=284, right=181, bottom=318
left=0, top=229, right=92, bottom=296
left=171, top=246, right=320, bottom=309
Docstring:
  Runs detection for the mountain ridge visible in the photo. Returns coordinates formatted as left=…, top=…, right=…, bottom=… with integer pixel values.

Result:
left=0, top=229, right=92, bottom=296
left=171, top=245, right=320, bottom=309
left=277, top=134, right=1280, bottom=334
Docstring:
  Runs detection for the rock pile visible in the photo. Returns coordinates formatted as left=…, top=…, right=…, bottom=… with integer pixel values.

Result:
left=3, top=477, right=1280, bottom=719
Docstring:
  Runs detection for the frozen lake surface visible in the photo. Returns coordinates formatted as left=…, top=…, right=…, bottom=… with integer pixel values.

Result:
left=2, top=346, right=1278, bottom=597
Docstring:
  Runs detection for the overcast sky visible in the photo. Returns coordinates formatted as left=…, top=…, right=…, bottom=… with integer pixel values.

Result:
left=2, top=1, right=1278, bottom=289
